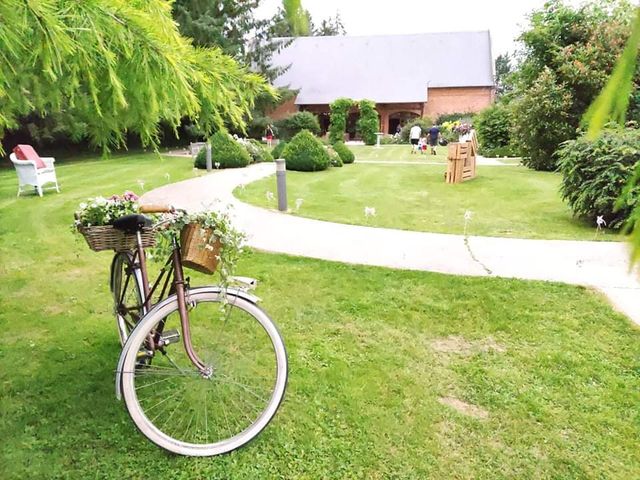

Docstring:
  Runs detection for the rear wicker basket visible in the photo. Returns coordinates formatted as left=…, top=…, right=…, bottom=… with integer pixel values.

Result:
left=180, top=223, right=221, bottom=275
left=78, top=225, right=156, bottom=252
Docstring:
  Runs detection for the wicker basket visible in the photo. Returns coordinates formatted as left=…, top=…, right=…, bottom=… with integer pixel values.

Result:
left=78, top=225, right=156, bottom=252
left=180, top=223, right=222, bottom=275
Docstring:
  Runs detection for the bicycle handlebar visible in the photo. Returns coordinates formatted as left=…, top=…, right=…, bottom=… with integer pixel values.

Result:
left=139, top=204, right=174, bottom=214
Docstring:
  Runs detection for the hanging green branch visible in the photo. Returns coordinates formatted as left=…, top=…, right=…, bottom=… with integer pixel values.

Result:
left=0, top=0, right=273, bottom=153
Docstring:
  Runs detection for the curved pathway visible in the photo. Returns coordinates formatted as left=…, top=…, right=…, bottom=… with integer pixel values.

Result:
left=142, top=163, right=640, bottom=325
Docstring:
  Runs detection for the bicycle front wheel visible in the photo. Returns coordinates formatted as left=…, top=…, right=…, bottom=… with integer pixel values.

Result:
left=119, top=287, right=288, bottom=456
left=110, top=252, right=145, bottom=345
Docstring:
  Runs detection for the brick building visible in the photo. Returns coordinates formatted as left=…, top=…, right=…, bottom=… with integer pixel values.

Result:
left=268, top=31, right=495, bottom=137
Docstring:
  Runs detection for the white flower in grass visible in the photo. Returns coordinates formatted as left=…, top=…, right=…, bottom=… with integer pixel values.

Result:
left=464, top=210, right=473, bottom=221
left=295, top=198, right=304, bottom=211
left=364, top=206, right=376, bottom=217
left=137, top=179, right=145, bottom=191
left=596, top=216, right=606, bottom=228
left=266, top=191, right=275, bottom=202
left=164, top=173, right=171, bottom=181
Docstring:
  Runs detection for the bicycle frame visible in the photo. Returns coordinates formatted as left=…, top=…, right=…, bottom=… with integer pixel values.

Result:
left=134, top=230, right=209, bottom=374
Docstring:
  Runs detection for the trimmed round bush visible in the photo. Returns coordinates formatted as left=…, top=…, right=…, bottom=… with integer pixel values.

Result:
left=356, top=99, right=379, bottom=145
left=274, top=111, right=320, bottom=140
left=271, top=140, right=287, bottom=159
left=194, top=131, right=251, bottom=169
left=558, top=127, right=640, bottom=229
left=333, top=141, right=354, bottom=164
left=282, top=130, right=330, bottom=172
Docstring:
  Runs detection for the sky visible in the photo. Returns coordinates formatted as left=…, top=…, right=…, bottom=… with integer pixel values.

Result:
left=256, top=0, right=592, bottom=59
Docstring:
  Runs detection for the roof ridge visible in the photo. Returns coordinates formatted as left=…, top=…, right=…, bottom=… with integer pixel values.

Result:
left=275, top=30, right=490, bottom=41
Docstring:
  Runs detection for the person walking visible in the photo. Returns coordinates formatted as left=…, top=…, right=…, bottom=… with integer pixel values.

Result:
left=428, top=124, right=441, bottom=155
left=265, top=124, right=274, bottom=147
left=409, top=123, right=422, bottom=154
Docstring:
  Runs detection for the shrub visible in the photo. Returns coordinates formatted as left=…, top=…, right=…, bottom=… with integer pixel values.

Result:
left=400, top=118, right=432, bottom=143
left=435, top=112, right=473, bottom=125
left=475, top=103, right=518, bottom=156
left=511, top=68, right=575, bottom=171
left=243, top=139, right=273, bottom=163
left=272, top=140, right=287, bottom=159
left=333, top=141, right=355, bottom=164
left=356, top=99, right=379, bottom=145
left=274, top=111, right=320, bottom=140
left=558, top=128, right=640, bottom=229
left=329, top=98, right=353, bottom=144
left=326, top=146, right=343, bottom=167
left=480, top=145, right=520, bottom=158
left=194, top=131, right=251, bottom=169
left=282, top=130, right=330, bottom=172
left=380, top=135, right=402, bottom=145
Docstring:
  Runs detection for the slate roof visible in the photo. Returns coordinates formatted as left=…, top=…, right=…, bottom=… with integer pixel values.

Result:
left=270, top=31, right=494, bottom=105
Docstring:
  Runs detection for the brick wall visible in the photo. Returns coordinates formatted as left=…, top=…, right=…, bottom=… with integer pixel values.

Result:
left=424, top=87, right=494, bottom=119
left=268, top=97, right=298, bottom=120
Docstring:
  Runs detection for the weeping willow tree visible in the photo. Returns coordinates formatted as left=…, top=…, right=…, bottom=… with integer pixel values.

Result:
left=0, top=0, right=274, bottom=153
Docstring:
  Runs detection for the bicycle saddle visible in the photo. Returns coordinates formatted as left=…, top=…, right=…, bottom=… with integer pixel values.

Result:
left=112, top=214, right=152, bottom=234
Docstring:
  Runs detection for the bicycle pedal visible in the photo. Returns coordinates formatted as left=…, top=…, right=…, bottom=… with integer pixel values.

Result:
left=136, top=349, right=153, bottom=360
left=159, top=329, right=180, bottom=346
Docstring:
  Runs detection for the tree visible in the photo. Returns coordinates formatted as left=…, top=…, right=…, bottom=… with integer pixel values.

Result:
left=0, top=0, right=272, bottom=153
left=313, top=13, right=346, bottom=36
left=510, top=0, right=637, bottom=170
left=173, top=0, right=290, bottom=81
left=494, top=53, right=514, bottom=97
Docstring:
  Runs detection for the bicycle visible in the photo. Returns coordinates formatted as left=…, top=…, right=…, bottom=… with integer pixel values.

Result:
left=107, top=205, right=288, bottom=457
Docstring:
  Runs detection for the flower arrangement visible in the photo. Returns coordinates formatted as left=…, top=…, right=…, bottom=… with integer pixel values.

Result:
left=151, top=210, right=245, bottom=286
left=453, top=122, right=472, bottom=135
left=74, top=191, right=140, bottom=228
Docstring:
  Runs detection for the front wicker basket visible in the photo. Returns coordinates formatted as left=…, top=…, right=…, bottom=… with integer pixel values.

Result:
left=180, top=223, right=222, bottom=275
left=78, top=225, right=156, bottom=252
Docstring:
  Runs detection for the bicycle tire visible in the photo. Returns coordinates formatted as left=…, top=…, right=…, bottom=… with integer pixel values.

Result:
left=110, top=252, right=145, bottom=345
left=118, top=287, right=288, bottom=456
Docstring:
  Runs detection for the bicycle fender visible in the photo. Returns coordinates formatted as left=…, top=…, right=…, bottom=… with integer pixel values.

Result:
left=114, top=286, right=261, bottom=400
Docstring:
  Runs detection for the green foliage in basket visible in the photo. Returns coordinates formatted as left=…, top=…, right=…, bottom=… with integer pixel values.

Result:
left=151, top=210, right=246, bottom=287
left=73, top=191, right=140, bottom=228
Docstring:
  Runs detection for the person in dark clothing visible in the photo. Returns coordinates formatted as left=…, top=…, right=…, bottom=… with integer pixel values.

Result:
left=428, top=125, right=441, bottom=155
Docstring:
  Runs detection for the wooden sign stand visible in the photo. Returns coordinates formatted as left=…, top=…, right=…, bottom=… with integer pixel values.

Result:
left=445, top=132, right=478, bottom=184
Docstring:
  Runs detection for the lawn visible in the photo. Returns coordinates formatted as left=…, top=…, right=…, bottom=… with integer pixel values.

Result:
left=1, top=153, right=639, bottom=479
left=236, top=161, right=615, bottom=241
left=347, top=144, right=518, bottom=164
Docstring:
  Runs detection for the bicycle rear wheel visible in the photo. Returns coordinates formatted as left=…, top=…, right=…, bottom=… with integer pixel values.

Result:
left=110, top=252, right=145, bottom=345
left=118, top=287, right=288, bottom=456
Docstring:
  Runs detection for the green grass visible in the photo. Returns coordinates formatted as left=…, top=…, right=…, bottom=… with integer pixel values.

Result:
left=1, top=153, right=639, bottom=478
left=348, top=144, right=517, bottom=164
left=237, top=161, right=617, bottom=240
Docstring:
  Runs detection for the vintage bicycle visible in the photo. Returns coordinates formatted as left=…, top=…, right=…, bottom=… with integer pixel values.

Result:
left=81, top=203, right=287, bottom=457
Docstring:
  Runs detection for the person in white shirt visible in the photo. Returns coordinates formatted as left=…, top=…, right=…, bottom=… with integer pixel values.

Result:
left=409, top=124, right=422, bottom=154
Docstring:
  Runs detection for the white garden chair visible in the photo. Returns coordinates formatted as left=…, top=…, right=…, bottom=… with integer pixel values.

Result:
left=10, top=145, right=60, bottom=197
